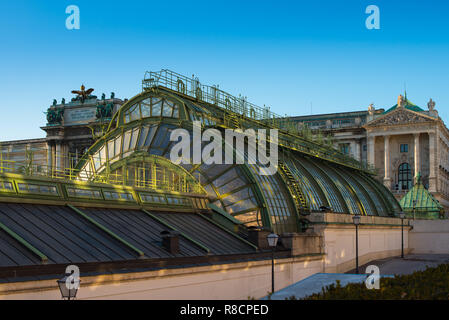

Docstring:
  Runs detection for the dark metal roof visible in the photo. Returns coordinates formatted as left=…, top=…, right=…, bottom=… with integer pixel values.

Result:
left=0, top=203, right=137, bottom=265
left=78, top=207, right=206, bottom=258
left=0, top=202, right=256, bottom=269
left=0, top=229, right=42, bottom=267
left=151, top=212, right=256, bottom=255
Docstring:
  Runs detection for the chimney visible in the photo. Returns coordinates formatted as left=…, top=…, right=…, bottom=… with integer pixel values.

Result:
left=160, top=230, right=179, bottom=254
left=247, top=226, right=271, bottom=250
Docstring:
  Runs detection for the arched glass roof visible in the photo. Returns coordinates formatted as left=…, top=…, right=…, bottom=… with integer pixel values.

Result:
left=75, top=86, right=402, bottom=233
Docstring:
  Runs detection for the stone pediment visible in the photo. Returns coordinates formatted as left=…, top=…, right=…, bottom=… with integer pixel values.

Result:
left=365, top=108, right=436, bottom=127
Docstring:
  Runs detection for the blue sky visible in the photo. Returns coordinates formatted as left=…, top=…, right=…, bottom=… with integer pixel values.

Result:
left=0, top=0, right=448, bottom=140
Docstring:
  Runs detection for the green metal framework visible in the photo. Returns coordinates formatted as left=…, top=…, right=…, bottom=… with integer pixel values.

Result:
left=72, top=71, right=401, bottom=233
left=105, top=69, right=377, bottom=173
left=0, top=172, right=209, bottom=211
left=0, top=70, right=402, bottom=235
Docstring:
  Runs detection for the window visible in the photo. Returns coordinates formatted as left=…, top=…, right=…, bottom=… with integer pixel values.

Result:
left=333, top=119, right=354, bottom=127
left=0, top=181, right=14, bottom=192
left=162, top=101, right=173, bottom=117
left=140, top=193, right=167, bottom=204
left=166, top=195, right=191, bottom=206
left=124, top=98, right=180, bottom=122
left=103, top=191, right=135, bottom=201
left=141, top=103, right=151, bottom=118
left=152, top=99, right=162, bottom=116
left=398, top=163, right=412, bottom=190
left=400, top=144, right=408, bottom=153
left=339, top=143, right=350, bottom=155
left=66, top=187, right=102, bottom=199
left=362, top=145, right=367, bottom=152
left=17, top=183, right=58, bottom=195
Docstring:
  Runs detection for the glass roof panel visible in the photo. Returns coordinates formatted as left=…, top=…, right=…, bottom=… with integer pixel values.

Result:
left=299, top=158, right=346, bottom=213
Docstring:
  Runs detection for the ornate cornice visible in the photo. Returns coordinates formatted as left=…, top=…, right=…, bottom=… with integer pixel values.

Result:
left=364, top=108, right=436, bottom=128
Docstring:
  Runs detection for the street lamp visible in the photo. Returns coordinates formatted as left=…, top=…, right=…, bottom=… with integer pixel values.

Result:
left=412, top=200, right=417, bottom=220
left=399, top=211, right=405, bottom=258
left=57, top=273, right=80, bottom=300
left=352, top=214, right=361, bottom=274
left=267, top=233, right=279, bottom=294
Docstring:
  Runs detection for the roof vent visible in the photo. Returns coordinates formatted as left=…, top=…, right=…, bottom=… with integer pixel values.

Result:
left=160, top=230, right=179, bottom=254
left=247, top=227, right=270, bottom=250
left=319, top=206, right=332, bottom=212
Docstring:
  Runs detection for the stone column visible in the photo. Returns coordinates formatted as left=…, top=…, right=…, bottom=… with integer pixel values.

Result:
left=384, top=136, right=391, bottom=188
left=51, top=144, right=56, bottom=176
left=367, top=135, right=375, bottom=167
left=55, top=143, right=61, bottom=174
left=354, top=140, right=361, bottom=161
left=436, top=129, right=441, bottom=192
left=350, top=141, right=356, bottom=159
left=414, top=133, right=420, bottom=182
left=46, top=142, right=52, bottom=175
left=429, top=132, right=437, bottom=192
left=61, top=144, right=67, bottom=172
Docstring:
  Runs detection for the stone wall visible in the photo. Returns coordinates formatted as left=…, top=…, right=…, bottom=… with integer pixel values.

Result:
left=409, top=219, right=449, bottom=254
left=310, top=212, right=410, bottom=273
left=0, top=256, right=324, bottom=300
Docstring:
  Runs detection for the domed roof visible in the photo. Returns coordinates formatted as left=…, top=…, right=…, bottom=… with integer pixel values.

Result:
left=383, top=93, right=424, bottom=114
left=399, top=174, right=444, bottom=219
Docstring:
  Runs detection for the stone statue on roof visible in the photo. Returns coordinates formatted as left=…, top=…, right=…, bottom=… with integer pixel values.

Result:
left=428, top=98, right=435, bottom=111
left=71, top=84, right=96, bottom=103
left=46, top=107, right=64, bottom=125
left=368, top=103, right=375, bottom=115
left=397, top=94, right=405, bottom=108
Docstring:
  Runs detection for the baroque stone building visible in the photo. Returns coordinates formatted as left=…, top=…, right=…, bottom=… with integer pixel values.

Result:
left=292, top=94, right=449, bottom=213
left=0, top=86, right=124, bottom=175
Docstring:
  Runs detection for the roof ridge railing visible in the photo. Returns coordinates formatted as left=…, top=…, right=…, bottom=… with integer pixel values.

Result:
left=142, top=69, right=376, bottom=173
left=143, top=69, right=280, bottom=122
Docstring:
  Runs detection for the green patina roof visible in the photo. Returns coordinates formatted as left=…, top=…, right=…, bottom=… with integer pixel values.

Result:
left=383, top=96, right=424, bottom=114
left=400, top=175, right=443, bottom=214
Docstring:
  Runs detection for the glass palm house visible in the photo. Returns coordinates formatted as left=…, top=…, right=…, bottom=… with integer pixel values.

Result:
left=71, top=70, right=401, bottom=234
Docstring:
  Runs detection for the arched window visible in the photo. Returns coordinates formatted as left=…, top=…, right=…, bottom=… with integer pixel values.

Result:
left=398, top=163, right=412, bottom=190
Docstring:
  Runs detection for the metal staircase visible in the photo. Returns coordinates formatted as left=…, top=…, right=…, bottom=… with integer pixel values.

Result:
left=278, top=160, right=310, bottom=217
left=224, top=112, right=241, bottom=129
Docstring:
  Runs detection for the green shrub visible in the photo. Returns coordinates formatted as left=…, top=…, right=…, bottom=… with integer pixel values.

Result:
left=300, top=264, right=449, bottom=300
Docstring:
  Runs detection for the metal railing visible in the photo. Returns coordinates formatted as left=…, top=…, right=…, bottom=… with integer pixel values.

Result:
left=86, top=168, right=202, bottom=194
left=0, top=148, right=80, bottom=180
left=142, top=69, right=376, bottom=173
left=0, top=151, right=203, bottom=194
left=143, top=69, right=279, bottom=122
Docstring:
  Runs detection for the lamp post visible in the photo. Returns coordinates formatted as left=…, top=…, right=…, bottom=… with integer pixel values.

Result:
left=412, top=200, right=417, bottom=220
left=267, top=233, right=279, bottom=294
left=57, top=273, right=80, bottom=300
left=352, top=214, right=361, bottom=274
left=399, top=211, right=405, bottom=258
